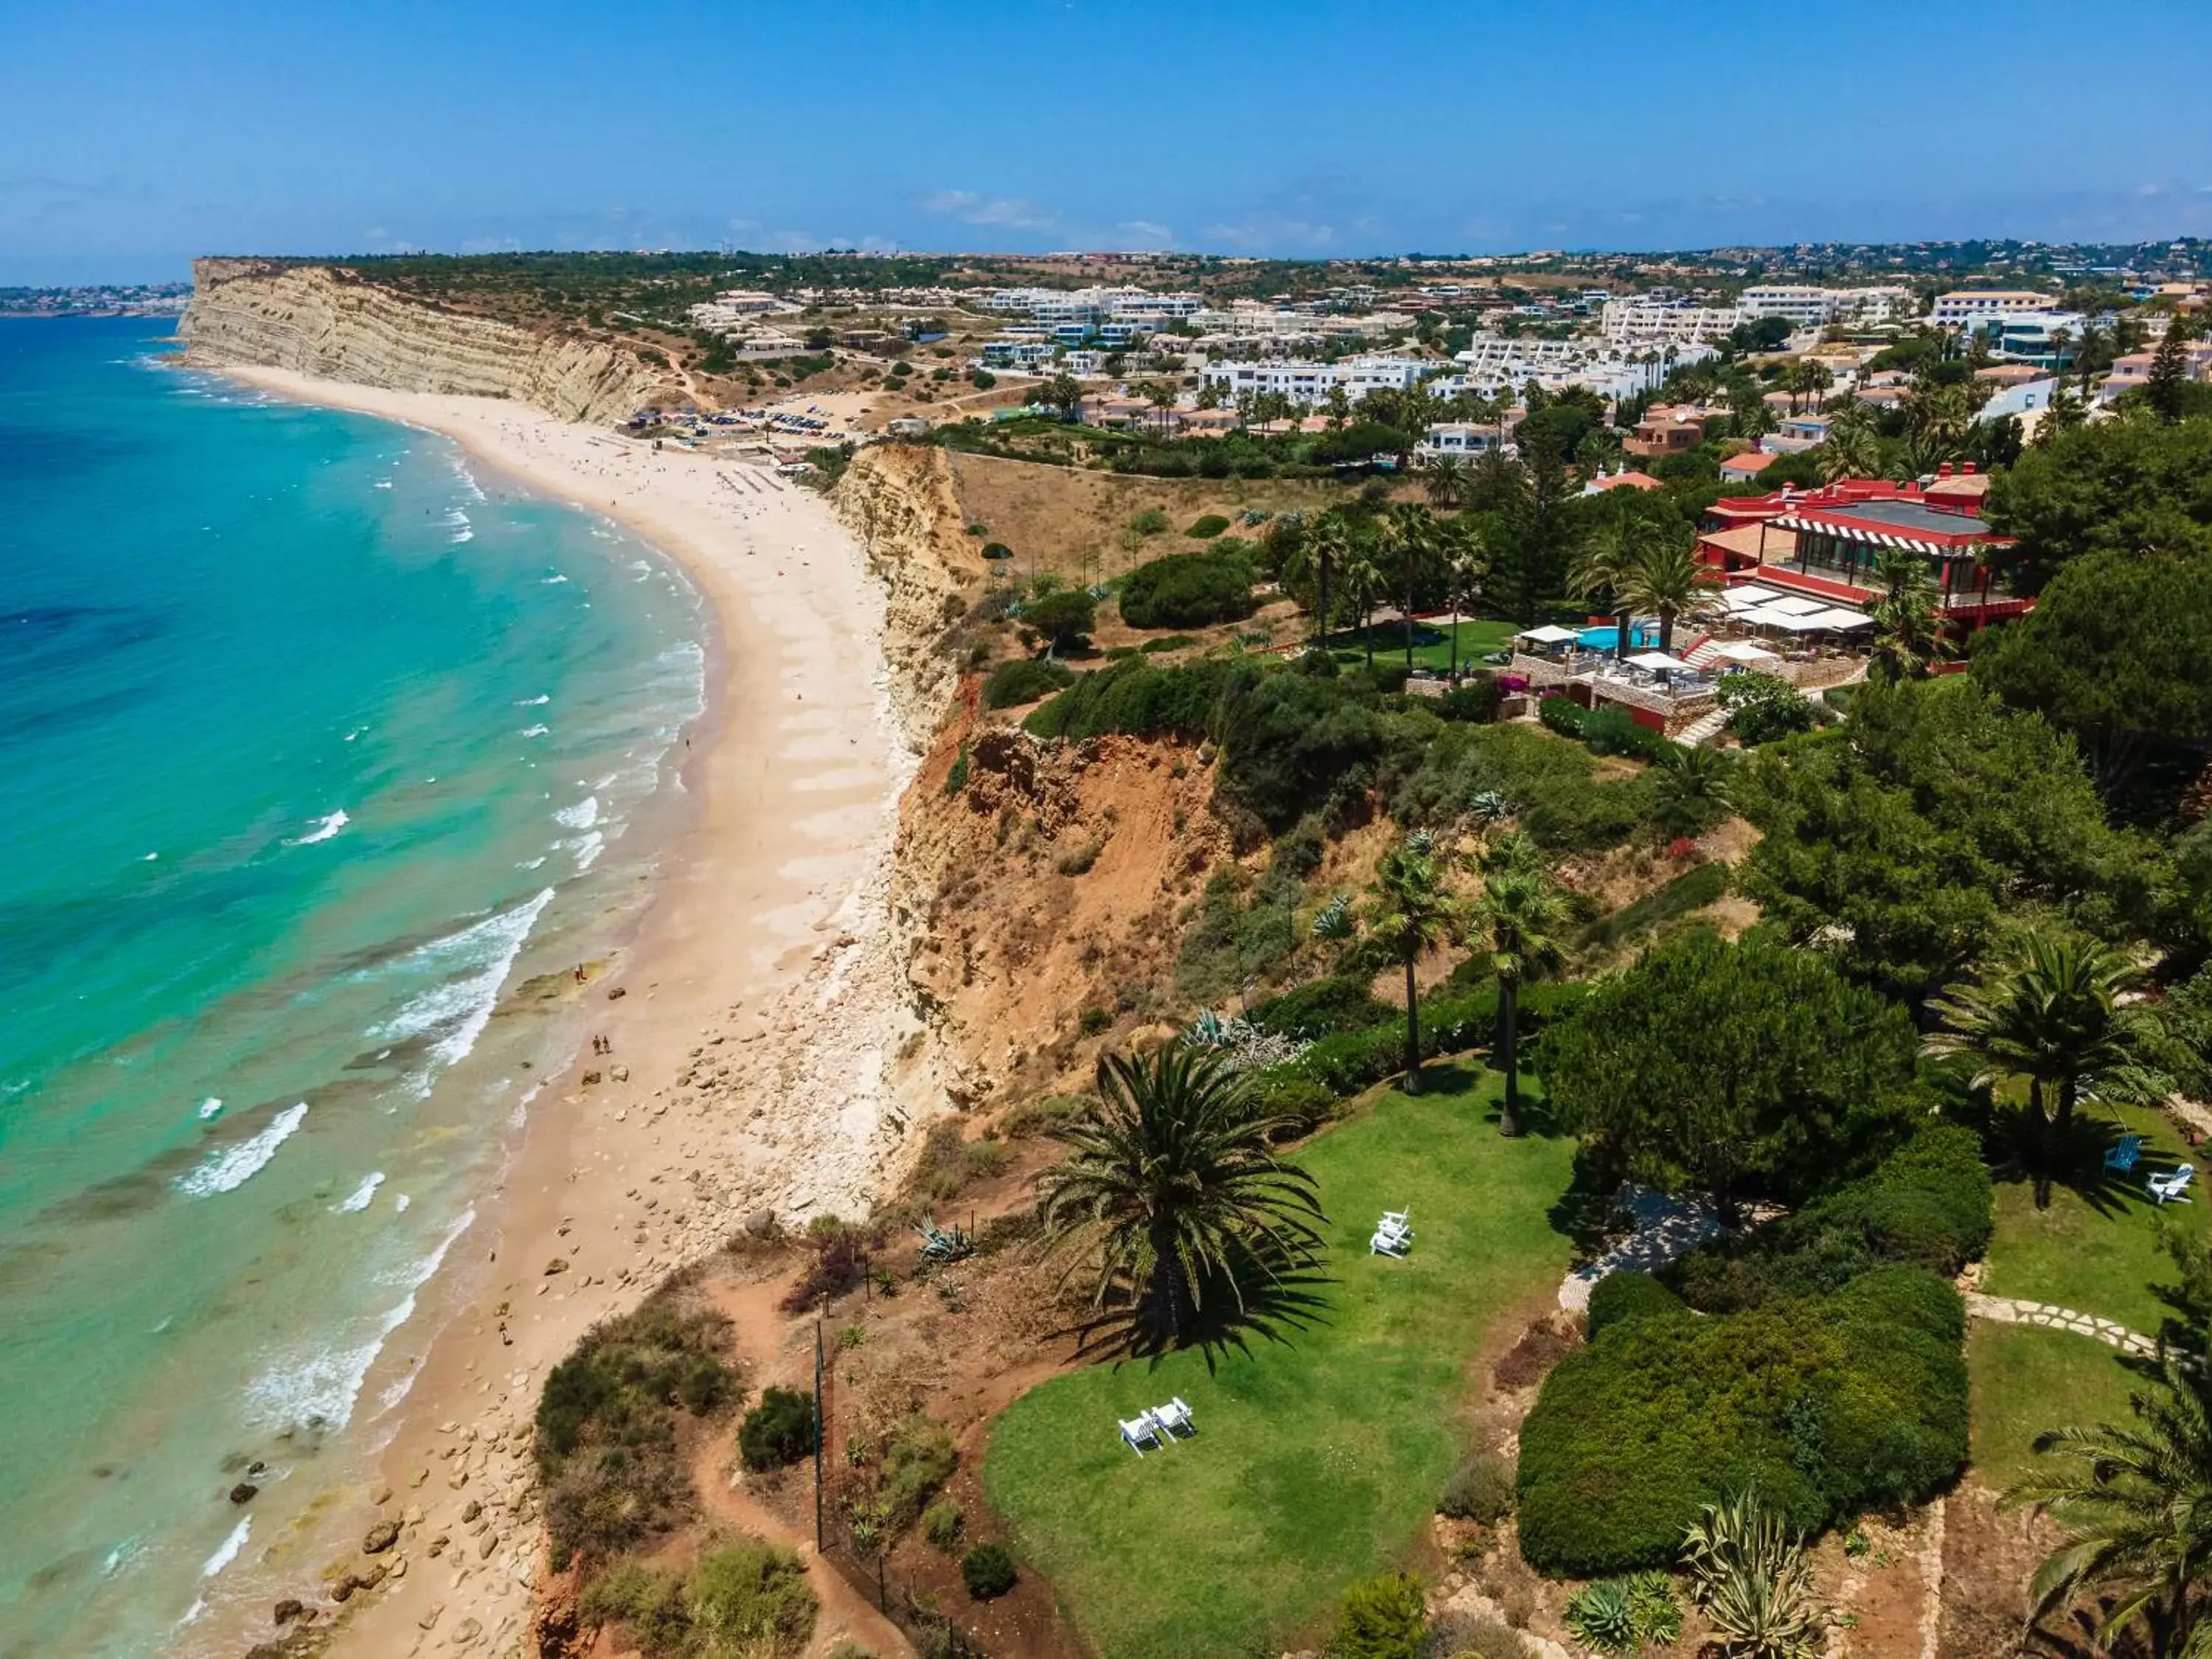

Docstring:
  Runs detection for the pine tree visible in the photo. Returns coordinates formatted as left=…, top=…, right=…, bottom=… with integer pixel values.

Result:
left=2147, top=315, right=2194, bottom=425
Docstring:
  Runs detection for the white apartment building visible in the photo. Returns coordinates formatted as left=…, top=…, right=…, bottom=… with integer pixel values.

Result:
left=1200, top=354, right=1430, bottom=407
left=1932, top=290, right=2052, bottom=330
left=1449, top=333, right=1715, bottom=403
left=1735, top=285, right=1913, bottom=327
left=1601, top=299, right=1741, bottom=344
left=1413, top=422, right=1511, bottom=464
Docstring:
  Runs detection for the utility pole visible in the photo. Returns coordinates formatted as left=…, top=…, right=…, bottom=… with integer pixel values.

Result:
left=813, top=1315, right=825, bottom=1551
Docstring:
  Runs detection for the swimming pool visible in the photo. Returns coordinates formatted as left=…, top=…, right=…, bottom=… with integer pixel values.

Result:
left=1577, top=623, right=1658, bottom=652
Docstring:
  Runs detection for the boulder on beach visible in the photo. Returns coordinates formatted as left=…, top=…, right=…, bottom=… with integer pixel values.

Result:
left=272, top=1599, right=303, bottom=1626
left=361, top=1519, right=400, bottom=1554
left=229, top=1482, right=259, bottom=1504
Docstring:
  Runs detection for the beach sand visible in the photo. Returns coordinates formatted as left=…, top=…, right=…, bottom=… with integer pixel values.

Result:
left=205, top=368, right=939, bottom=1658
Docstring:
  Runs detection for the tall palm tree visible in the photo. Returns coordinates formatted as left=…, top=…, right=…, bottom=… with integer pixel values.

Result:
left=1340, top=529, right=1389, bottom=669
left=1361, top=840, right=1470, bottom=1095
left=1422, top=454, right=1469, bottom=509
left=1819, top=409, right=1881, bottom=482
left=1617, top=534, right=1717, bottom=655
left=2007, top=1352, right=2212, bottom=1657
left=1568, top=508, right=1652, bottom=662
left=1926, top=931, right=2172, bottom=1205
left=1382, top=502, right=1437, bottom=670
left=1037, top=1047, right=1326, bottom=1345
left=1282, top=510, right=1351, bottom=650
left=1471, top=864, right=1568, bottom=1137
left=1865, top=546, right=1951, bottom=684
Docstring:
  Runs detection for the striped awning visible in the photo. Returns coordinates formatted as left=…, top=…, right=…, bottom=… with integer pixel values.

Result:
left=1773, top=515, right=1949, bottom=557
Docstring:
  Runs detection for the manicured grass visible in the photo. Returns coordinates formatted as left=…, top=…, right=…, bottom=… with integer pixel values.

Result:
left=1326, top=617, right=1522, bottom=671
left=1968, top=1321, right=2144, bottom=1488
left=982, top=1069, right=1578, bottom=1659
left=1979, top=1106, right=2205, bottom=1338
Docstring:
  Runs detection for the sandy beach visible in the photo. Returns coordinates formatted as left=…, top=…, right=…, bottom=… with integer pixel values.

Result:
left=203, top=367, right=940, bottom=1658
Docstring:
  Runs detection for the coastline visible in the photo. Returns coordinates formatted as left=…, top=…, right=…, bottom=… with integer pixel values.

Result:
left=201, top=367, right=935, bottom=1657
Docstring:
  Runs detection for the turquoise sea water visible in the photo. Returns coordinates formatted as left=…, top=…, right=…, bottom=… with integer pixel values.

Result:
left=0, top=319, right=708, bottom=1652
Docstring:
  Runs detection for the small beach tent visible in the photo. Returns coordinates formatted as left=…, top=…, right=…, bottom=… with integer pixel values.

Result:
left=1517, top=625, right=1580, bottom=644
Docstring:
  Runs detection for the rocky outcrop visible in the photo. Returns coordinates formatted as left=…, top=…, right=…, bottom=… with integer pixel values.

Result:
left=178, top=260, right=672, bottom=425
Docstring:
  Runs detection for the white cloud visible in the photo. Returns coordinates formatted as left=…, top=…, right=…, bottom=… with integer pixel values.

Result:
left=1116, top=220, right=1175, bottom=249
left=922, top=189, right=1060, bottom=232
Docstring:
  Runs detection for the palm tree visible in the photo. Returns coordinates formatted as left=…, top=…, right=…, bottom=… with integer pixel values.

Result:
left=1865, top=547, right=1951, bottom=683
left=1441, top=521, right=1486, bottom=681
left=1654, top=742, right=1736, bottom=836
left=2007, top=1352, right=2212, bottom=1657
left=1568, top=509, right=1652, bottom=662
left=1382, top=503, right=1437, bottom=670
left=1037, top=1046, right=1326, bottom=1346
left=1421, top=454, right=1469, bottom=509
left=1926, top=931, right=2173, bottom=1205
left=1340, top=530, right=1389, bottom=669
left=1818, top=413, right=1880, bottom=483
left=1281, top=510, right=1350, bottom=650
left=1616, top=534, right=1717, bottom=655
left=1361, top=840, right=1470, bottom=1095
left=1471, top=864, right=1568, bottom=1137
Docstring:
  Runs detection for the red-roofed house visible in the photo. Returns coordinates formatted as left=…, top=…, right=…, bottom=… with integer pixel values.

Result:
left=1719, top=451, right=1782, bottom=484
left=1697, top=479, right=2026, bottom=631
left=1584, top=468, right=1663, bottom=494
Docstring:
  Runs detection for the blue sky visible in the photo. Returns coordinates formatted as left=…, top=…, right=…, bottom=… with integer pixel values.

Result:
left=5, top=0, right=2211, bottom=284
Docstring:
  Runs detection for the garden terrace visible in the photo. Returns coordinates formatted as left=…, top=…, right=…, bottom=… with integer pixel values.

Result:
left=983, top=1068, right=1576, bottom=1659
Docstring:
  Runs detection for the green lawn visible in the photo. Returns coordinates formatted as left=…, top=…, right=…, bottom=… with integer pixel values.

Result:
left=1968, top=1322, right=2145, bottom=1487
left=981, top=1069, right=1579, bottom=1659
left=1326, top=617, right=1523, bottom=672
left=1979, top=1106, right=2205, bottom=1337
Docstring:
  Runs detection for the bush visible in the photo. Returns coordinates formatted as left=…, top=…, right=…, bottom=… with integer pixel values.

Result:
left=875, top=1415, right=959, bottom=1529
left=739, top=1388, right=816, bottom=1472
left=1436, top=675, right=1502, bottom=723
left=1022, top=588, right=1096, bottom=650
left=1585, top=1270, right=1686, bottom=1339
left=1579, top=704, right=1645, bottom=757
left=580, top=1560, right=690, bottom=1658
left=961, top=1542, right=1018, bottom=1600
left=1538, top=695, right=1585, bottom=738
left=1240, top=1068, right=1341, bottom=1138
left=1516, top=1278, right=1967, bottom=1576
left=1718, top=672, right=1815, bottom=745
left=780, top=1228, right=869, bottom=1312
left=980, top=540, right=1012, bottom=560
left=1140, top=633, right=1197, bottom=653
left=983, top=657, right=1074, bottom=709
left=688, top=1538, right=818, bottom=1657
left=1331, top=1570, right=1426, bottom=1659
left=1118, top=549, right=1259, bottom=630
left=1024, top=657, right=1234, bottom=743
left=922, top=1499, right=964, bottom=1551
left=1185, top=513, right=1233, bottom=539
left=1395, top=722, right=1660, bottom=853
left=1435, top=1614, right=1532, bottom=1658
left=1247, top=975, right=1396, bottom=1040
left=1438, top=1452, right=1516, bottom=1523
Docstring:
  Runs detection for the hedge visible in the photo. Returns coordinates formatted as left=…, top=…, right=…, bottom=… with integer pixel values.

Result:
left=1517, top=1272, right=1968, bottom=1575
left=1585, top=1270, right=1685, bottom=1340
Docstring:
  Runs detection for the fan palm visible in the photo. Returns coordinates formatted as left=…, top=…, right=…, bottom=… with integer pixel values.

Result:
left=1654, top=742, right=1737, bottom=838
left=1037, top=1047, right=1326, bottom=1345
left=2007, top=1352, right=2212, bottom=1657
left=1865, top=546, right=1951, bottom=684
left=1360, top=840, right=1470, bottom=1095
left=1925, top=931, right=2173, bottom=1204
left=1615, top=534, right=1716, bottom=655
left=1470, top=864, right=1568, bottom=1137
left=1818, top=407, right=1880, bottom=482
left=1421, top=454, right=1468, bottom=508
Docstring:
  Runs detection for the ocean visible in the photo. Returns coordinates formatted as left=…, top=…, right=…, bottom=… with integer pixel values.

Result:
left=0, top=318, right=708, bottom=1653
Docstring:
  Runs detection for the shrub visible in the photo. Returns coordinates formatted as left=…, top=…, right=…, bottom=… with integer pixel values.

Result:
left=1077, top=1006, right=1113, bottom=1036
left=983, top=658, right=1074, bottom=709
left=1438, top=1452, right=1516, bottom=1523
left=780, top=1228, right=869, bottom=1312
left=739, top=1388, right=816, bottom=1472
left=1117, top=549, right=1259, bottom=630
left=1240, top=1068, right=1340, bottom=1138
left=546, top=1446, right=696, bottom=1573
left=980, top=540, right=1012, bottom=560
left=1127, top=507, right=1170, bottom=537
left=1139, top=633, right=1197, bottom=654
left=1023, top=657, right=1234, bottom=743
left=1585, top=1270, right=1686, bottom=1339
left=1436, top=1614, right=1532, bottom=1658
left=687, top=1537, right=818, bottom=1657
left=1538, top=695, right=1585, bottom=738
left=1718, top=672, right=1815, bottom=745
left=1331, top=1570, right=1426, bottom=1659
left=942, top=744, right=970, bottom=796
left=1516, top=1280, right=1967, bottom=1576
left=922, top=1499, right=964, bottom=1551
left=1022, top=588, right=1096, bottom=650
left=580, top=1559, right=690, bottom=1658
left=1579, top=704, right=1646, bottom=757
left=1247, top=975, right=1396, bottom=1040
left=961, top=1542, right=1018, bottom=1601
left=875, top=1415, right=959, bottom=1529
left=1185, top=513, right=1233, bottom=539
left=1436, top=675, right=1502, bottom=723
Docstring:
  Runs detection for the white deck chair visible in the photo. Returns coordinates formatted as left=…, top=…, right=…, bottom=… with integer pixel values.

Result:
left=1152, top=1397, right=1194, bottom=1439
left=1120, top=1414, right=1162, bottom=1456
left=2150, top=1165, right=2197, bottom=1205
left=1371, top=1226, right=1411, bottom=1257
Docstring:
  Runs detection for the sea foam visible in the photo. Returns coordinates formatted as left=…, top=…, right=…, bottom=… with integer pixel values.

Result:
left=369, top=888, right=554, bottom=1074
left=285, top=809, right=349, bottom=846
left=200, top=1517, right=249, bottom=1579
left=175, top=1103, right=308, bottom=1198
left=335, top=1172, right=386, bottom=1213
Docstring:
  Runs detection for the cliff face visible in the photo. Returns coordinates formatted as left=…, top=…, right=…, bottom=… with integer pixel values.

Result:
left=178, top=259, right=672, bottom=424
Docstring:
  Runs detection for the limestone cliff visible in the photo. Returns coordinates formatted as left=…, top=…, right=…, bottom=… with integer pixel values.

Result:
left=178, top=259, right=672, bottom=424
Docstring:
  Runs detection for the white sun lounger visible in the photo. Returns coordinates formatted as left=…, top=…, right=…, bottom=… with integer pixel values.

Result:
left=1152, top=1397, right=1194, bottom=1439
left=1120, top=1414, right=1163, bottom=1456
left=2150, top=1165, right=2197, bottom=1205
left=1371, top=1225, right=1411, bottom=1258
left=1382, top=1208, right=1411, bottom=1229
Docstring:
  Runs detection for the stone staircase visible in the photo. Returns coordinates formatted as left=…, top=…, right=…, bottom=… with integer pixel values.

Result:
left=1674, top=704, right=1731, bottom=747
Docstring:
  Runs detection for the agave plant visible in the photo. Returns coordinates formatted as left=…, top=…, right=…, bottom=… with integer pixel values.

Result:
left=1564, top=1578, right=1638, bottom=1653
left=1184, top=1009, right=1231, bottom=1048
left=1310, top=893, right=1355, bottom=942
left=914, top=1214, right=972, bottom=1265
left=1625, top=1570, right=1683, bottom=1646
left=1681, top=1492, right=1824, bottom=1659
left=1467, top=790, right=1509, bottom=825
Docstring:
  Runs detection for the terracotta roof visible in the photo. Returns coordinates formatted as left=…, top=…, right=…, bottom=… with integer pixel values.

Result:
left=1587, top=470, right=1663, bottom=492
left=1720, top=451, right=1781, bottom=476
left=1700, top=522, right=1799, bottom=562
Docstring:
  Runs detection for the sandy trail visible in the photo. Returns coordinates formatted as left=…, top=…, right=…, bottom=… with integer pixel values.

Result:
left=190, top=368, right=941, bottom=1658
